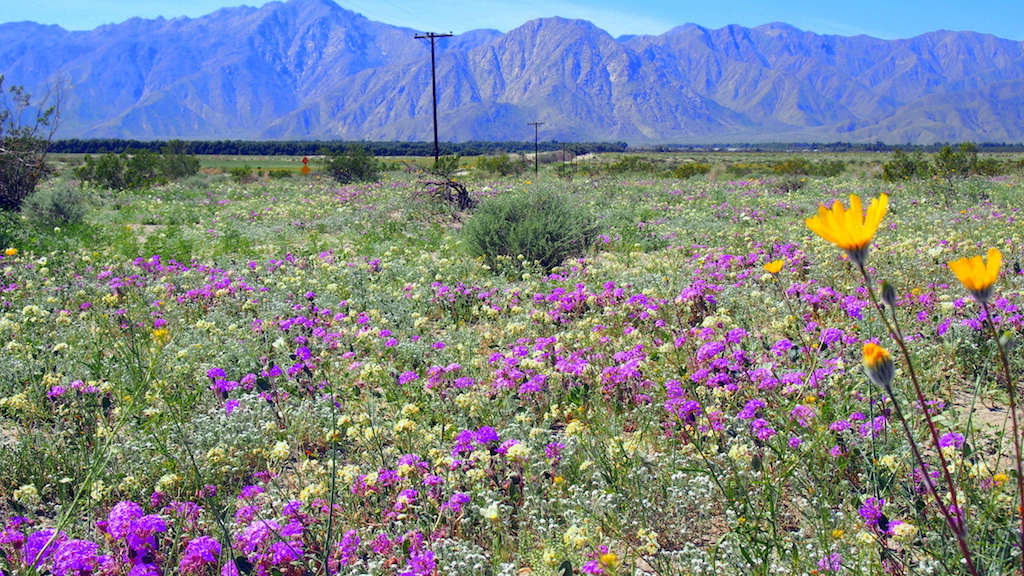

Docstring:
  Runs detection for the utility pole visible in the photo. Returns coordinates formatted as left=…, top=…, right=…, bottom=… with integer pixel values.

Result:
left=415, top=32, right=452, bottom=164
left=528, top=121, right=544, bottom=174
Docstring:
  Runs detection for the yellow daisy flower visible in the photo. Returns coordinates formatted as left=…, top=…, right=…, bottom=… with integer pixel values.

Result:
left=948, top=247, right=1001, bottom=304
left=763, top=259, right=785, bottom=274
left=806, top=194, right=888, bottom=266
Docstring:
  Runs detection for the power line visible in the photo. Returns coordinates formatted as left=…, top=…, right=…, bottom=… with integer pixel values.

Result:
left=414, top=31, right=452, bottom=164
left=528, top=122, right=544, bottom=174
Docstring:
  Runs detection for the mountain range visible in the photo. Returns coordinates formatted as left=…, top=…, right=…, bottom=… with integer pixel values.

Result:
left=2, top=0, right=1023, bottom=144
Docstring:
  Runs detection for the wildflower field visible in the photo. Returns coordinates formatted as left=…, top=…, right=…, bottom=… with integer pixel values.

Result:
left=3, top=162, right=1024, bottom=576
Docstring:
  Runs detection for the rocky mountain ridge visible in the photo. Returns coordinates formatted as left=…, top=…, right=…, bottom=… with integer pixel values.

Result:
left=2, top=0, right=1023, bottom=143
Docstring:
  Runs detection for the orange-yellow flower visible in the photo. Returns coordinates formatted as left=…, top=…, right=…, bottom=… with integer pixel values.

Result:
left=863, top=343, right=894, bottom=391
left=948, top=247, right=1001, bottom=304
left=805, top=194, right=888, bottom=266
left=599, top=552, right=621, bottom=569
left=764, top=259, right=785, bottom=274
left=3, top=247, right=16, bottom=257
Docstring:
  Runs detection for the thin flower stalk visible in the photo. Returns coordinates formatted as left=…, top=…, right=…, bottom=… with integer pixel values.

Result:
left=982, top=300, right=1024, bottom=576
left=950, top=249, right=1023, bottom=570
left=858, top=258, right=977, bottom=576
left=951, top=244, right=1024, bottom=576
left=807, top=193, right=977, bottom=574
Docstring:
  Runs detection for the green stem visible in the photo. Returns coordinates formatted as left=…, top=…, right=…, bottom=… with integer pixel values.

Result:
left=858, top=263, right=978, bottom=576
left=981, top=301, right=1024, bottom=576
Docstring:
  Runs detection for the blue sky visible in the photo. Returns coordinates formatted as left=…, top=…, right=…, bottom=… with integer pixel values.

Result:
left=4, top=0, right=1023, bottom=40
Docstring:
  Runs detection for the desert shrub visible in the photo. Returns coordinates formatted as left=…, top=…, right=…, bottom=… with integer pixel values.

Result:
left=318, top=145, right=381, bottom=184
left=672, top=162, right=711, bottom=179
left=21, top=183, right=87, bottom=226
left=76, top=146, right=201, bottom=189
left=432, top=154, right=461, bottom=177
left=772, top=157, right=814, bottom=176
left=881, top=149, right=931, bottom=182
left=725, top=162, right=773, bottom=177
left=158, top=140, right=201, bottom=180
left=477, top=154, right=527, bottom=177
left=605, top=155, right=658, bottom=174
left=0, top=77, right=59, bottom=212
left=882, top=143, right=1004, bottom=184
left=774, top=174, right=807, bottom=192
left=462, top=190, right=599, bottom=272
left=812, top=160, right=846, bottom=177
left=933, top=142, right=977, bottom=180
left=123, top=149, right=163, bottom=188
left=0, top=210, right=21, bottom=248
left=773, top=157, right=846, bottom=177
left=228, top=165, right=255, bottom=183
left=973, top=157, right=1006, bottom=176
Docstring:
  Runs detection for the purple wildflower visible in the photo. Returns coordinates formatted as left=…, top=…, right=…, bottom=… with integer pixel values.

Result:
left=332, top=530, right=360, bottom=571
left=859, top=497, right=885, bottom=526
left=475, top=426, right=500, bottom=445
left=817, top=553, right=842, bottom=572
left=106, top=501, right=143, bottom=539
left=52, top=539, right=103, bottom=576
left=179, top=536, right=222, bottom=575
left=25, top=529, right=66, bottom=567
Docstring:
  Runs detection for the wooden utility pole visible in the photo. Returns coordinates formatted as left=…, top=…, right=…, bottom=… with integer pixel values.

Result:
left=528, top=122, right=544, bottom=174
left=415, top=32, right=452, bottom=164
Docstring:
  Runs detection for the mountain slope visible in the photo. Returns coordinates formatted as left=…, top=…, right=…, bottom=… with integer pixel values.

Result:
left=2, top=0, right=1023, bottom=143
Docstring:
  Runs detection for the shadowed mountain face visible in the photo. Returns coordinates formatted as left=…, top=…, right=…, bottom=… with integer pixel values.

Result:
left=3, top=0, right=1023, bottom=144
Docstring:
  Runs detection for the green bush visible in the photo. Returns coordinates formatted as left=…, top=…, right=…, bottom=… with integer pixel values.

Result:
left=882, top=143, right=1005, bottom=184
left=605, top=155, right=658, bottom=174
left=477, top=154, right=527, bottom=176
left=672, top=162, right=711, bottom=179
left=881, top=149, right=931, bottom=182
left=812, top=160, right=846, bottom=177
left=21, top=183, right=87, bottom=226
left=228, top=165, right=255, bottom=183
left=461, top=190, right=600, bottom=273
left=76, top=145, right=201, bottom=190
left=158, top=141, right=202, bottom=180
left=724, top=162, right=773, bottom=178
left=0, top=77, right=59, bottom=212
left=972, top=157, right=1005, bottom=177
left=772, top=157, right=814, bottom=176
left=432, top=154, right=461, bottom=177
left=318, top=145, right=381, bottom=184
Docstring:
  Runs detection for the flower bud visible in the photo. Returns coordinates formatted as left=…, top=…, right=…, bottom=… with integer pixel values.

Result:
left=1000, top=331, right=1016, bottom=354
left=863, top=343, right=895, bottom=392
left=881, top=281, right=897, bottom=308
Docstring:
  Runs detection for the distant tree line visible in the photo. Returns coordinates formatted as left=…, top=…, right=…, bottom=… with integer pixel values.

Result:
left=49, top=139, right=630, bottom=156
left=635, top=141, right=1024, bottom=153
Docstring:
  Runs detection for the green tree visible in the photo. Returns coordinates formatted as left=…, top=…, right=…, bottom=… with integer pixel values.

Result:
left=933, top=142, right=977, bottom=181
left=124, top=148, right=162, bottom=188
left=0, top=76, right=61, bottom=211
left=159, top=140, right=201, bottom=180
